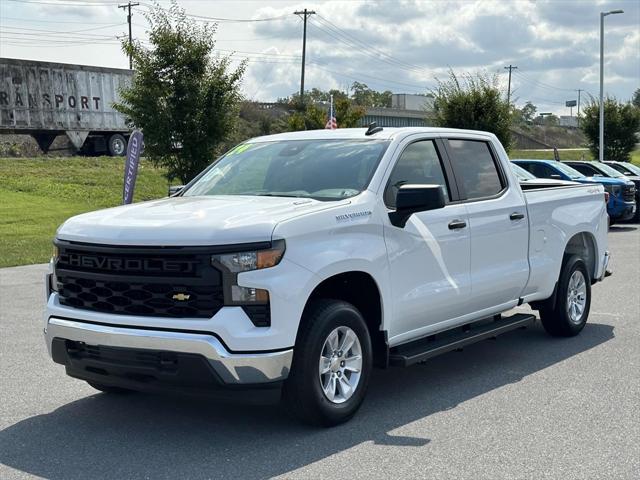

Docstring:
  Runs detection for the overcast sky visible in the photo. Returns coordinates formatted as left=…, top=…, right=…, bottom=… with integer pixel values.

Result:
left=1, top=0, right=638, bottom=115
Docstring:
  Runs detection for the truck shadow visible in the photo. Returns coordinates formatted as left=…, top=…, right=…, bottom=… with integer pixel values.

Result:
left=0, top=322, right=614, bottom=480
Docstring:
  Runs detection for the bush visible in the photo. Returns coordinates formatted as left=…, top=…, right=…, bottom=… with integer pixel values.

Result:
left=432, top=71, right=512, bottom=150
left=580, top=98, right=640, bottom=162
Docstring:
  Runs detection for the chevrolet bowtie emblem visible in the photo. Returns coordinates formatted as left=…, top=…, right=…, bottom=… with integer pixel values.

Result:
left=172, top=293, right=191, bottom=301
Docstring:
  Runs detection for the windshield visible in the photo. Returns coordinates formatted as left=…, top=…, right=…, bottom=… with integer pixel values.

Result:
left=183, top=139, right=390, bottom=201
left=554, top=162, right=585, bottom=179
left=593, top=161, right=626, bottom=178
left=510, top=162, right=537, bottom=180
left=608, top=162, right=640, bottom=176
left=617, top=162, right=640, bottom=176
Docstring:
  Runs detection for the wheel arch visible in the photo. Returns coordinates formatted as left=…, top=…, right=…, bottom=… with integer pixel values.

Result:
left=301, top=271, right=388, bottom=368
left=564, top=231, right=597, bottom=281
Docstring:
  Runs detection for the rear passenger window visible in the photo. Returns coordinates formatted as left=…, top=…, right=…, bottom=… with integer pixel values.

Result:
left=447, top=140, right=504, bottom=199
left=385, top=140, right=450, bottom=207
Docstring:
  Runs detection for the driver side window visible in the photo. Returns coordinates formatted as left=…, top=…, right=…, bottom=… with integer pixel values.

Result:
left=384, top=140, right=449, bottom=207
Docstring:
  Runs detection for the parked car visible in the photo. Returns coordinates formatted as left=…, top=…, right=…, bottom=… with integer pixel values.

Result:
left=565, top=160, right=640, bottom=222
left=513, top=159, right=636, bottom=224
left=45, top=128, right=610, bottom=426
left=604, top=160, right=640, bottom=177
left=510, top=162, right=579, bottom=187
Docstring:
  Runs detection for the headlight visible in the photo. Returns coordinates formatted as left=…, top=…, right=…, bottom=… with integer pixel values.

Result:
left=50, top=244, right=59, bottom=293
left=212, top=240, right=285, bottom=305
left=604, top=185, right=621, bottom=196
left=212, top=240, right=285, bottom=273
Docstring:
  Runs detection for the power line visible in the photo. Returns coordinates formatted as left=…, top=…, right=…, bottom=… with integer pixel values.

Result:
left=1, top=16, right=122, bottom=24
left=315, top=15, right=425, bottom=73
left=5, top=0, right=120, bottom=5
left=513, top=70, right=574, bottom=92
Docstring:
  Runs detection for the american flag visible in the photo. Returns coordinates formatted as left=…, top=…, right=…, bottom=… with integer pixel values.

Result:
left=325, top=95, right=337, bottom=130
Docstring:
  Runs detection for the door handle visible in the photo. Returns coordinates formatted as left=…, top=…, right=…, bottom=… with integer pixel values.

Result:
left=448, top=219, right=467, bottom=230
left=510, top=212, right=525, bottom=221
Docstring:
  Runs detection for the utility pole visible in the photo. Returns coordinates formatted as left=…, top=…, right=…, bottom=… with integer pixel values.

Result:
left=576, top=89, right=583, bottom=126
left=504, top=64, right=518, bottom=105
left=119, top=1, right=140, bottom=69
left=293, top=8, right=316, bottom=107
left=599, top=9, right=624, bottom=162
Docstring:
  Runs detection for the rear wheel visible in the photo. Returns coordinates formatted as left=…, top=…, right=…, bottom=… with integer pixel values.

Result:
left=107, top=133, right=127, bottom=156
left=283, top=300, right=372, bottom=426
left=87, top=381, right=133, bottom=394
left=538, top=255, right=591, bottom=337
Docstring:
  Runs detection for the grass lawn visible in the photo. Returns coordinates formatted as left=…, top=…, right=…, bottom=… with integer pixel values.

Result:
left=511, top=148, right=640, bottom=166
left=0, top=157, right=168, bottom=267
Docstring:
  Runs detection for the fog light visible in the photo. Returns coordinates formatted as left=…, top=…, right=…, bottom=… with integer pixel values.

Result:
left=231, top=286, right=269, bottom=303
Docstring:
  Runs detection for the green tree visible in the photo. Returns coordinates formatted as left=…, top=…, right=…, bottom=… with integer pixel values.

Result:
left=581, top=98, right=640, bottom=161
left=521, top=101, right=537, bottom=123
left=632, top=88, right=640, bottom=108
left=286, top=89, right=366, bottom=131
left=432, top=71, right=512, bottom=150
left=350, top=82, right=392, bottom=107
left=114, top=2, right=245, bottom=183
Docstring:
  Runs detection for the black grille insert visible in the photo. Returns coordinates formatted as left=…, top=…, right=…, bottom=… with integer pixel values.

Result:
left=623, top=185, right=635, bottom=202
left=55, top=242, right=224, bottom=318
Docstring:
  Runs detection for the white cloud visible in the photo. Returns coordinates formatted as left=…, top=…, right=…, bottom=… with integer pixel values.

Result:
left=1, top=0, right=638, bottom=115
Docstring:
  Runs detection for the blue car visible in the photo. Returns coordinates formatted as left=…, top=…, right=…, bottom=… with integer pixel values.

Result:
left=512, top=159, right=636, bottom=223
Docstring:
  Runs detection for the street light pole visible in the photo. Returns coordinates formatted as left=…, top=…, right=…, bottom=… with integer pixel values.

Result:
left=599, top=9, right=624, bottom=162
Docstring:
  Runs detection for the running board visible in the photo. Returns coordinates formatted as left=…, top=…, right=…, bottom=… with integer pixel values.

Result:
left=389, top=313, right=536, bottom=367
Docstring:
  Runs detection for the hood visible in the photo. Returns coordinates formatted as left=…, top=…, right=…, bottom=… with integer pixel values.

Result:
left=575, top=176, right=632, bottom=186
left=57, top=195, right=347, bottom=246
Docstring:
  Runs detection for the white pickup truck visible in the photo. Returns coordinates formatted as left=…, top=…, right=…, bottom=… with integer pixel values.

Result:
left=45, top=126, right=610, bottom=426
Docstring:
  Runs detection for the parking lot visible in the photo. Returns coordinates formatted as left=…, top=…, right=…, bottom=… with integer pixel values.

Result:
left=1, top=225, right=638, bottom=480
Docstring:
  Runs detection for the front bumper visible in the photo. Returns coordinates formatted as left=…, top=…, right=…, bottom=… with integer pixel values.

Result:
left=45, top=317, right=293, bottom=388
left=609, top=202, right=636, bottom=221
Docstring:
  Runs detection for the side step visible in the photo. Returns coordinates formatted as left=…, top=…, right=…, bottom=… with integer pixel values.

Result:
left=389, top=313, right=536, bottom=367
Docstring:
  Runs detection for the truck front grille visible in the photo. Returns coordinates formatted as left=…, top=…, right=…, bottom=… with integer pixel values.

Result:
left=55, top=242, right=224, bottom=319
left=57, top=275, right=224, bottom=318
left=623, top=185, right=635, bottom=202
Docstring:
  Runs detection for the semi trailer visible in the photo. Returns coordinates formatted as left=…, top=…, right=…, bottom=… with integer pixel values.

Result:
left=0, top=57, right=132, bottom=156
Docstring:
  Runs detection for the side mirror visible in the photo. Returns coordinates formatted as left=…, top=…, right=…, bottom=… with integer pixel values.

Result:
left=389, top=184, right=445, bottom=228
left=550, top=174, right=562, bottom=179
left=168, top=185, right=185, bottom=196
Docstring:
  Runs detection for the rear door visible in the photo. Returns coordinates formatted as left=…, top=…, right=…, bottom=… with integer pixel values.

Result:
left=383, top=136, right=471, bottom=344
left=444, top=138, right=529, bottom=313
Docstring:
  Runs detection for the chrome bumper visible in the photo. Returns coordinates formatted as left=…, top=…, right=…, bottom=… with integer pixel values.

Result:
left=45, top=317, right=292, bottom=384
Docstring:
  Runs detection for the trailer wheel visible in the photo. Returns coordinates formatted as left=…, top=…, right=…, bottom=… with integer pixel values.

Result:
left=107, top=134, right=127, bottom=156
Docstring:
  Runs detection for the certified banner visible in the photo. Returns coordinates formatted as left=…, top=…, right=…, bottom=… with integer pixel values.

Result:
left=123, top=130, right=143, bottom=205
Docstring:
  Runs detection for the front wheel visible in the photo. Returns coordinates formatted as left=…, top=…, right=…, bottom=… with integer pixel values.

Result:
left=539, top=255, right=591, bottom=337
left=283, top=300, right=372, bottom=427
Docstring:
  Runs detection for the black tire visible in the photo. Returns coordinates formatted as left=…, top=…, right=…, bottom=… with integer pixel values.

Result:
left=87, top=381, right=133, bottom=394
left=283, top=299, right=373, bottom=427
left=107, top=133, right=127, bottom=156
left=538, top=255, right=591, bottom=337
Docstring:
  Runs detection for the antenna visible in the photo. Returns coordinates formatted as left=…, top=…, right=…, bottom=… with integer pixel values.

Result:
left=365, top=122, right=383, bottom=136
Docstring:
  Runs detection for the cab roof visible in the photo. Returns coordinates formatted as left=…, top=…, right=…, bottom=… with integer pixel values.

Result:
left=247, top=127, right=497, bottom=143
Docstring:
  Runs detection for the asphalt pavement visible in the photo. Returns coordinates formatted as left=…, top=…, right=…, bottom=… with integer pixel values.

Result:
left=1, top=225, right=639, bottom=479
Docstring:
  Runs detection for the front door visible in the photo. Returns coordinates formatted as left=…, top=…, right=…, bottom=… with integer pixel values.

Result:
left=383, top=137, right=471, bottom=345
